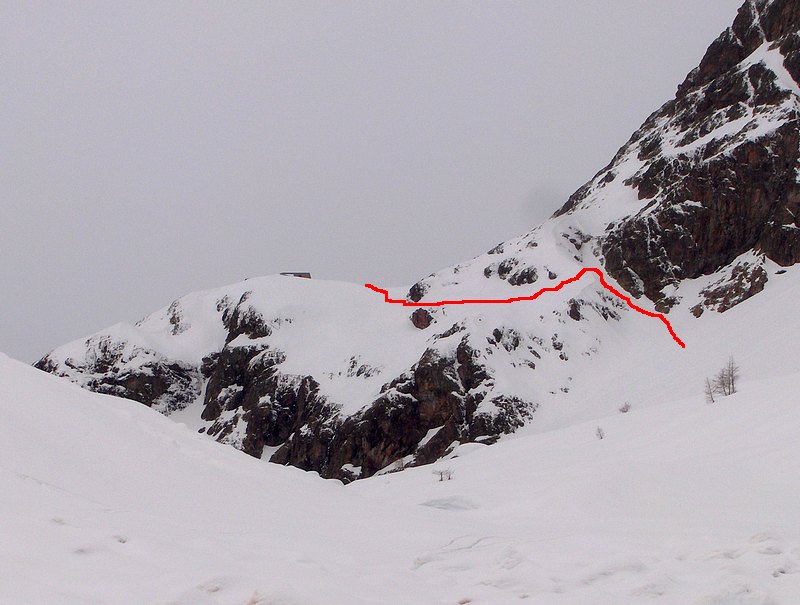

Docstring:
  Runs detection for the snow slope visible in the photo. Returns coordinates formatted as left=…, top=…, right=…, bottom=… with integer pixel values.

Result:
left=0, top=352, right=443, bottom=604
left=3, top=350, right=800, bottom=604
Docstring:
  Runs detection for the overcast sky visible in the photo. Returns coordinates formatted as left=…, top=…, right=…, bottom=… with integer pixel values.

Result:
left=2, top=1, right=743, bottom=362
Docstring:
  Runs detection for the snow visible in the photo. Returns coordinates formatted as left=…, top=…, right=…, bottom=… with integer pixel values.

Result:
left=746, top=41, right=800, bottom=99
left=418, top=425, right=445, bottom=448
left=43, top=274, right=439, bottom=418
left=2, top=346, right=800, bottom=603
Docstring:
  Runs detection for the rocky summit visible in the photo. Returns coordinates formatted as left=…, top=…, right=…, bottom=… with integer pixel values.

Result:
left=36, top=0, right=800, bottom=481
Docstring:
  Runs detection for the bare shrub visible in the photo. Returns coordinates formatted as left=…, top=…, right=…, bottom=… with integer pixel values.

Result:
left=618, top=401, right=631, bottom=413
left=704, top=377, right=716, bottom=404
left=706, top=356, right=740, bottom=401
left=724, top=356, right=739, bottom=394
left=596, top=426, right=605, bottom=440
left=433, top=468, right=454, bottom=481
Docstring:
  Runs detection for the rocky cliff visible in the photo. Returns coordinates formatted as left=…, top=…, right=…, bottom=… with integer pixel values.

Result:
left=576, top=0, right=800, bottom=313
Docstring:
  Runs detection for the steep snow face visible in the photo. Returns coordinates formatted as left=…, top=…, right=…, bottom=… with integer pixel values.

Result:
left=4, top=352, right=800, bottom=604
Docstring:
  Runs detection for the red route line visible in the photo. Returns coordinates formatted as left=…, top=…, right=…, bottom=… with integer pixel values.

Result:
left=364, top=267, right=686, bottom=348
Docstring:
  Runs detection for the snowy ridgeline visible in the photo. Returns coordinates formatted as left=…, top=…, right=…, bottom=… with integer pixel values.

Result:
left=2, top=352, right=799, bottom=604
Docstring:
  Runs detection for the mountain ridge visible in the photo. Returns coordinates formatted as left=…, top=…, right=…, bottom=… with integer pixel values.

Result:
left=366, top=267, right=686, bottom=347
left=36, top=0, right=800, bottom=480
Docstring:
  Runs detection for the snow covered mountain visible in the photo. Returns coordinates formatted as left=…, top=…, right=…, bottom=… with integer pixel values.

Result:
left=36, top=0, right=800, bottom=481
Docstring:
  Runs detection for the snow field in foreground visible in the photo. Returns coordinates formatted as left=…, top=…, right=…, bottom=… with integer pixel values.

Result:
left=2, top=353, right=799, bottom=604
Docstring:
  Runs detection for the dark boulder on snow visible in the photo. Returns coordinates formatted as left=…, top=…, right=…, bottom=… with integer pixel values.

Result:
left=410, top=308, right=434, bottom=329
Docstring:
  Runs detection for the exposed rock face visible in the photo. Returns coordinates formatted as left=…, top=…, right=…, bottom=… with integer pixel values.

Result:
left=690, top=257, right=770, bottom=316
left=273, top=340, right=535, bottom=481
left=558, top=0, right=800, bottom=311
left=221, top=292, right=273, bottom=343
left=681, top=0, right=800, bottom=92
left=601, top=93, right=799, bottom=311
left=191, top=335, right=512, bottom=480
left=35, top=336, right=202, bottom=414
left=344, top=333, right=530, bottom=475
left=410, top=308, right=434, bottom=329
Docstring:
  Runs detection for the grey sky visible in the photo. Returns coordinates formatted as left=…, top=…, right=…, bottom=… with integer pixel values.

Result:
left=2, top=1, right=742, bottom=362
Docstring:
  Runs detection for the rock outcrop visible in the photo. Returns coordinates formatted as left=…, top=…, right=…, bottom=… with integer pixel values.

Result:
left=560, top=0, right=800, bottom=311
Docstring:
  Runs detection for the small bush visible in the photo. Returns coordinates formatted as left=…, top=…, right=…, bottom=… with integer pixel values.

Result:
left=705, top=356, right=740, bottom=403
left=433, top=468, right=454, bottom=481
left=704, top=377, right=716, bottom=404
